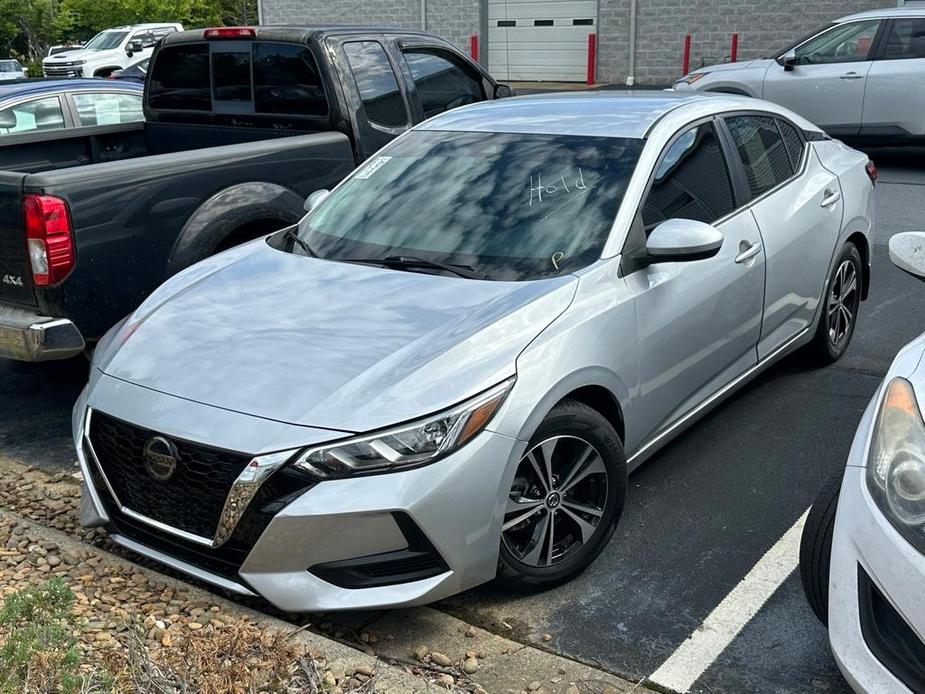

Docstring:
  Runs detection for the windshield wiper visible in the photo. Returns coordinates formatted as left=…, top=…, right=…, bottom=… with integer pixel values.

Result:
left=343, top=255, right=484, bottom=279
left=284, top=228, right=317, bottom=258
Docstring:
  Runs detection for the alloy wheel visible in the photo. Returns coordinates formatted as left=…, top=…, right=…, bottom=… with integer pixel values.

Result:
left=502, top=435, right=608, bottom=568
left=827, top=259, right=859, bottom=346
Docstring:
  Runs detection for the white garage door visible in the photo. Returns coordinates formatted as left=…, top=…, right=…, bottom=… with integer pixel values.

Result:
left=488, top=0, right=597, bottom=82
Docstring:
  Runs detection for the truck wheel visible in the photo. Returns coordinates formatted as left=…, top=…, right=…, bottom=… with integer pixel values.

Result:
left=807, top=243, right=862, bottom=365
left=799, top=473, right=843, bottom=626
left=497, top=400, right=626, bottom=591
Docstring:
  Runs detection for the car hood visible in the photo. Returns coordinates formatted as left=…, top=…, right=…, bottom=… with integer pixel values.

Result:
left=687, top=58, right=772, bottom=76
left=99, top=240, right=578, bottom=433
left=45, top=49, right=113, bottom=61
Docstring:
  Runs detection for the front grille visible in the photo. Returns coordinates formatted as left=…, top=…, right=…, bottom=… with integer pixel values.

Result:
left=85, top=423, right=317, bottom=582
left=43, top=65, right=81, bottom=77
left=89, top=412, right=253, bottom=539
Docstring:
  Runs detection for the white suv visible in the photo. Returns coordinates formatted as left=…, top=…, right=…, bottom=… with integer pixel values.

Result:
left=43, top=24, right=182, bottom=79
left=674, top=8, right=925, bottom=145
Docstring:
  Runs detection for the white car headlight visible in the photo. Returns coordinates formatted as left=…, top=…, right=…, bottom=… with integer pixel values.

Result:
left=867, top=377, right=925, bottom=551
left=294, top=378, right=514, bottom=478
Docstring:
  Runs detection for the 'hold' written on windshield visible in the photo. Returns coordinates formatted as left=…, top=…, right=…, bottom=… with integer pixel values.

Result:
left=529, top=168, right=589, bottom=206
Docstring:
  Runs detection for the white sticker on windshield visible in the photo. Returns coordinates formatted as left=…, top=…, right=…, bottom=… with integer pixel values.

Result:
left=354, top=156, right=392, bottom=180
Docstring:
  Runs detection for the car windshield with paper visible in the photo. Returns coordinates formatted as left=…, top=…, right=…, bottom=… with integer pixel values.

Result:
left=297, top=130, right=643, bottom=280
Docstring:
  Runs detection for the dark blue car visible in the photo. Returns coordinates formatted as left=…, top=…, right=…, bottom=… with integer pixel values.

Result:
left=0, top=79, right=142, bottom=135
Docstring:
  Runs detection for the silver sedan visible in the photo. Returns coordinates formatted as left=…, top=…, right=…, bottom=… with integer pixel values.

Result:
left=74, top=92, right=875, bottom=611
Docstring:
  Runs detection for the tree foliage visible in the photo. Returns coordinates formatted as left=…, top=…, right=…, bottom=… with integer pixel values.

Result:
left=0, top=0, right=258, bottom=64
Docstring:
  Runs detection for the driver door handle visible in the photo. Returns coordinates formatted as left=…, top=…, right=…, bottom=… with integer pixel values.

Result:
left=821, top=189, right=842, bottom=207
left=839, top=72, right=864, bottom=80
left=734, top=240, right=762, bottom=264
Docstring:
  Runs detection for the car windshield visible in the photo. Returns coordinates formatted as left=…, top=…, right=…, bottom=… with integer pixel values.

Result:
left=0, top=61, right=19, bottom=72
left=766, top=24, right=832, bottom=58
left=84, top=31, right=128, bottom=51
left=296, top=130, right=643, bottom=281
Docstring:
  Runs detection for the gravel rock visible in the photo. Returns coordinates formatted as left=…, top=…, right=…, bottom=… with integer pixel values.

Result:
left=413, top=644, right=430, bottom=661
left=463, top=656, right=479, bottom=674
left=430, top=651, right=452, bottom=667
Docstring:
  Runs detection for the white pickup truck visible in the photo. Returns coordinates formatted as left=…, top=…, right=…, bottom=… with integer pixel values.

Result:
left=42, top=23, right=182, bottom=78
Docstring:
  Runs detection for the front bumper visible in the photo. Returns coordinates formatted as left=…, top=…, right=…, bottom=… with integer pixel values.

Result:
left=74, top=376, right=525, bottom=612
left=0, top=305, right=84, bottom=361
left=829, top=465, right=925, bottom=693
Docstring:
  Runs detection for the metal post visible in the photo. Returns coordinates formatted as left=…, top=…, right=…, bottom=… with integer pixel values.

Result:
left=587, top=33, right=597, bottom=85
left=730, top=33, right=739, bottom=62
left=682, top=34, right=692, bottom=76
left=626, top=0, right=637, bottom=85
left=470, top=34, right=479, bottom=61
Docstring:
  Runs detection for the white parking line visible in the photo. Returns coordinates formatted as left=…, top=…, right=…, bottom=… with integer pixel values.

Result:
left=648, top=508, right=810, bottom=693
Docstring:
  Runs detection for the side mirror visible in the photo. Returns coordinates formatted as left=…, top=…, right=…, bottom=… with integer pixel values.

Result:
left=0, top=110, right=17, bottom=129
left=777, top=49, right=797, bottom=71
left=889, top=232, right=925, bottom=281
left=128, top=40, right=143, bottom=55
left=304, top=189, right=330, bottom=214
left=646, top=218, right=724, bottom=262
left=494, top=83, right=514, bottom=99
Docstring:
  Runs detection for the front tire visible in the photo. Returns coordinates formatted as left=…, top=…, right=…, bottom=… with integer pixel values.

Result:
left=807, top=243, right=862, bottom=364
left=497, top=400, right=627, bottom=590
left=799, top=474, right=843, bottom=625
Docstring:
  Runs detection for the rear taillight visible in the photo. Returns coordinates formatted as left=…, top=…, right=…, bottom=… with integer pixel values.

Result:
left=23, top=194, right=74, bottom=286
left=203, top=27, right=256, bottom=39
left=866, top=160, right=878, bottom=185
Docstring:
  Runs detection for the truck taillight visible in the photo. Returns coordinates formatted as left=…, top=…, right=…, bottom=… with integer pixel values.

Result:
left=866, top=160, right=878, bottom=185
left=23, top=194, right=74, bottom=286
left=203, top=27, right=256, bottom=38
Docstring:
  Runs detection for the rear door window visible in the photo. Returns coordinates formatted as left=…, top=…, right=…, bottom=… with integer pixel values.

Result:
left=402, top=48, right=485, bottom=118
left=724, top=115, right=794, bottom=199
left=776, top=119, right=806, bottom=171
left=882, top=18, right=925, bottom=60
left=72, top=92, right=144, bottom=126
left=343, top=41, right=408, bottom=128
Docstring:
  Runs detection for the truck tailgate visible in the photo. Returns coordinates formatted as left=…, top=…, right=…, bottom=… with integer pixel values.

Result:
left=0, top=173, right=35, bottom=308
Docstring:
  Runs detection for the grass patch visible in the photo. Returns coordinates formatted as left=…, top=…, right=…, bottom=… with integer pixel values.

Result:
left=0, top=577, right=113, bottom=693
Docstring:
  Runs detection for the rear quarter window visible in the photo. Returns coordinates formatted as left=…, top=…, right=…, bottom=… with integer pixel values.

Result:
left=148, top=43, right=211, bottom=111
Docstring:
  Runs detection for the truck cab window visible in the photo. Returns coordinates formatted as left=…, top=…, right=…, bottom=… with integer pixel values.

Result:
left=254, top=43, right=327, bottom=115
left=343, top=41, right=408, bottom=128
left=402, top=48, right=484, bottom=118
left=148, top=43, right=211, bottom=111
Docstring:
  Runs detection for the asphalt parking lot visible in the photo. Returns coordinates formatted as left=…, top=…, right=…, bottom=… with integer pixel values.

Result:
left=1, top=147, right=924, bottom=693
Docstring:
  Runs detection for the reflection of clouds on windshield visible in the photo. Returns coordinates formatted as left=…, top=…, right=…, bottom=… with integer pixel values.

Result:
left=308, top=131, right=642, bottom=278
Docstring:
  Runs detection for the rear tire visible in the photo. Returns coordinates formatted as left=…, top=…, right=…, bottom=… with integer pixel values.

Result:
left=807, top=243, right=862, bottom=365
left=496, top=400, right=627, bottom=591
left=799, top=474, right=843, bottom=625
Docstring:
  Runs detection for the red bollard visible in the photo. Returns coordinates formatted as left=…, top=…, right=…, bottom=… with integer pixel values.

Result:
left=470, top=34, right=478, bottom=61
left=730, top=33, right=739, bottom=62
left=587, top=33, right=597, bottom=85
left=682, top=34, right=692, bottom=76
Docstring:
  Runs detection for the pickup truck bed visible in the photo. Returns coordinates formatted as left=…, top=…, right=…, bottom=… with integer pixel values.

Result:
left=0, top=122, right=353, bottom=359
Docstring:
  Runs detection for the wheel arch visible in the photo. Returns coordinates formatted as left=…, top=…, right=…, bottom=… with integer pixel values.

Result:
left=557, top=385, right=625, bottom=443
left=167, top=181, right=305, bottom=275
left=503, top=368, right=631, bottom=447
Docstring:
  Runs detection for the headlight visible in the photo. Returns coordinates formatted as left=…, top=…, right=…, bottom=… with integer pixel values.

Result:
left=294, top=378, right=514, bottom=478
left=867, top=378, right=925, bottom=552
left=678, top=72, right=708, bottom=85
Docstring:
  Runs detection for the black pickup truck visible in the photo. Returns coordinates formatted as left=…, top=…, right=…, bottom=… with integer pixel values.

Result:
left=0, top=25, right=508, bottom=361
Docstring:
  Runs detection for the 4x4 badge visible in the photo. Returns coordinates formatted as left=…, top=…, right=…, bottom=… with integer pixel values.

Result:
left=1, top=275, right=23, bottom=287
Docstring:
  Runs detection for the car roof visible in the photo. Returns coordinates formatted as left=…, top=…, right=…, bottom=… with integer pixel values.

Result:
left=418, top=91, right=755, bottom=139
left=838, top=7, right=925, bottom=22
left=0, top=79, right=143, bottom=100
left=107, top=23, right=181, bottom=30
